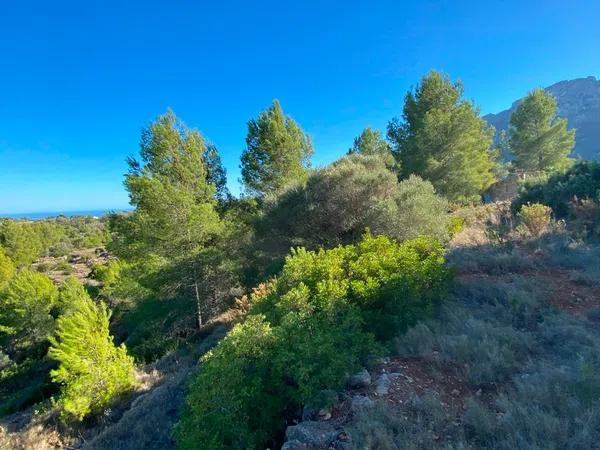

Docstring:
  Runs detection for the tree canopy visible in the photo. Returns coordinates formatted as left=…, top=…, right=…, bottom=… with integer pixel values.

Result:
left=0, top=270, right=58, bottom=353
left=508, top=88, right=575, bottom=173
left=388, top=71, right=497, bottom=202
left=114, top=110, right=226, bottom=326
left=240, top=100, right=313, bottom=197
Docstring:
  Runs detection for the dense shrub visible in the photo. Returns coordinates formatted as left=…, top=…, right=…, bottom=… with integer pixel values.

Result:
left=57, top=276, right=91, bottom=316
left=255, top=154, right=450, bottom=277
left=0, top=271, right=58, bottom=354
left=513, top=160, right=600, bottom=219
left=48, top=287, right=136, bottom=421
left=117, top=296, right=197, bottom=362
left=0, top=248, right=15, bottom=290
left=518, top=203, right=552, bottom=237
left=176, top=233, right=450, bottom=449
left=90, top=260, right=121, bottom=285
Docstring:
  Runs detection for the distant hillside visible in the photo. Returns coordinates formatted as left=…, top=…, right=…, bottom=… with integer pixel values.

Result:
left=484, top=76, right=600, bottom=160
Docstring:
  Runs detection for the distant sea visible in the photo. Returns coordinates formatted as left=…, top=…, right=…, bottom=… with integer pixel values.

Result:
left=0, top=209, right=132, bottom=220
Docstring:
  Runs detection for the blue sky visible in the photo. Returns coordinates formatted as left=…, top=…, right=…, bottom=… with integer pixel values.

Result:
left=1, top=0, right=599, bottom=214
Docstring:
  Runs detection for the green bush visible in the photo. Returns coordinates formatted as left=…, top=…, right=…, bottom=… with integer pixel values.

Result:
left=90, top=260, right=121, bottom=285
left=176, top=233, right=450, bottom=449
left=0, top=270, right=58, bottom=353
left=255, top=155, right=450, bottom=278
left=518, top=203, right=552, bottom=237
left=448, top=216, right=466, bottom=237
left=0, top=248, right=15, bottom=290
left=48, top=289, right=136, bottom=421
left=55, top=260, right=73, bottom=274
left=118, top=296, right=197, bottom=362
left=57, top=277, right=92, bottom=316
left=513, top=160, right=600, bottom=219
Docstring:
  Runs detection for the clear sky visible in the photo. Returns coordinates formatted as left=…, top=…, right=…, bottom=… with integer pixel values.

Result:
left=1, top=0, right=599, bottom=214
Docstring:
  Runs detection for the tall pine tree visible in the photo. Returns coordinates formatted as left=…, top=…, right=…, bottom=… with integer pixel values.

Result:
left=116, top=110, right=224, bottom=327
left=388, top=71, right=497, bottom=203
left=509, top=89, right=575, bottom=173
left=241, top=100, right=313, bottom=197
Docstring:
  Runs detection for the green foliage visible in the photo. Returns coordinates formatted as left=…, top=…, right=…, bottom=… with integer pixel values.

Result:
left=387, top=70, right=497, bottom=203
left=348, top=127, right=394, bottom=166
left=509, top=89, right=575, bottom=173
left=0, top=357, right=56, bottom=417
left=204, top=143, right=231, bottom=201
left=48, top=290, right=136, bottom=421
left=176, top=234, right=450, bottom=449
left=90, top=260, right=121, bottom=285
left=0, top=247, right=15, bottom=290
left=0, top=270, right=58, bottom=353
left=174, top=316, right=282, bottom=449
left=513, top=161, right=600, bottom=219
left=241, top=100, right=313, bottom=197
left=0, top=217, right=109, bottom=268
left=518, top=203, right=552, bottom=237
left=0, top=220, right=47, bottom=267
left=113, top=110, right=230, bottom=326
left=255, top=155, right=450, bottom=277
left=57, top=277, right=92, bottom=316
left=448, top=216, right=466, bottom=237
left=117, top=296, right=196, bottom=362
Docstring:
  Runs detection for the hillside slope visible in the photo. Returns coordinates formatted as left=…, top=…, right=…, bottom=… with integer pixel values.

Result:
left=484, top=76, right=600, bottom=160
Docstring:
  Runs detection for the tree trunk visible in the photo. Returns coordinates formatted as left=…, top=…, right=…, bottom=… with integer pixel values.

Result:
left=194, top=281, right=202, bottom=329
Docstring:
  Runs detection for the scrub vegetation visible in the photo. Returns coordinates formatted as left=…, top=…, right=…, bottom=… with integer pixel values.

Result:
left=1, top=71, right=599, bottom=450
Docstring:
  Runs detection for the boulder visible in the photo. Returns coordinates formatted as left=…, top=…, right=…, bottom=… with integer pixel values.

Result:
left=375, top=373, right=391, bottom=395
left=285, top=421, right=339, bottom=447
left=281, top=440, right=308, bottom=450
left=351, top=394, right=374, bottom=413
left=348, top=368, right=371, bottom=388
left=301, top=406, right=316, bottom=421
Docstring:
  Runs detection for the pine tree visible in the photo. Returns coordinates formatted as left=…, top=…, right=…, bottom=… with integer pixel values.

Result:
left=118, top=110, right=225, bottom=327
left=48, top=287, right=136, bottom=421
left=0, top=247, right=15, bottom=290
left=57, top=276, right=91, bottom=316
left=509, top=89, right=575, bottom=173
left=348, top=127, right=395, bottom=167
left=0, top=270, right=58, bottom=352
left=348, top=127, right=391, bottom=156
left=204, top=143, right=230, bottom=201
left=241, top=100, right=313, bottom=197
left=388, top=71, right=497, bottom=203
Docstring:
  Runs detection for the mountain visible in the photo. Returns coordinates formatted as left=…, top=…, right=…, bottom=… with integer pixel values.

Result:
left=484, top=76, right=600, bottom=160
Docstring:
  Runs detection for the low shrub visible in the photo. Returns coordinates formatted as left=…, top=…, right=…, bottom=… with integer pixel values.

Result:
left=518, top=203, right=552, bottom=237
left=513, top=161, right=600, bottom=235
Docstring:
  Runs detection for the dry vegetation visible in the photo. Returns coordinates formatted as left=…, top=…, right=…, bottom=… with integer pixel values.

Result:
left=340, top=230, right=600, bottom=449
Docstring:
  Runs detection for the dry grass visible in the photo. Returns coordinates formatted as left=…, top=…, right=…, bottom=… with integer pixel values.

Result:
left=0, top=424, right=64, bottom=450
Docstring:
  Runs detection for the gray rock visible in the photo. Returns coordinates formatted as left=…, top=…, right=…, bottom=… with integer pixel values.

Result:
left=301, top=406, right=316, bottom=421
left=351, top=394, right=374, bottom=413
left=375, top=373, right=391, bottom=395
left=281, top=440, right=308, bottom=450
left=285, top=421, right=339, bottom=447
left=348, top=368, right=371, bottom=388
